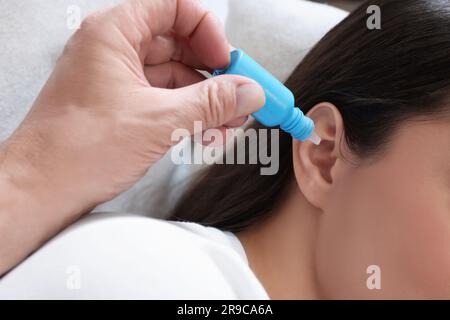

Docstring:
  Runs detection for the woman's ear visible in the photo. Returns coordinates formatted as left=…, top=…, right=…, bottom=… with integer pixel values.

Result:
left=292, top=102, right=349, bottom=209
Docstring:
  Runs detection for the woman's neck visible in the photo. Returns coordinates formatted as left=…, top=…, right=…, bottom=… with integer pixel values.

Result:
left=236, top=183, right=322, bottom=299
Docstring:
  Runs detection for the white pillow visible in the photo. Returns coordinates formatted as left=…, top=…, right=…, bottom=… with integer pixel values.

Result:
left=0, top=0, right=122, bottom=142
left=226, top=0, right=348, bottom=82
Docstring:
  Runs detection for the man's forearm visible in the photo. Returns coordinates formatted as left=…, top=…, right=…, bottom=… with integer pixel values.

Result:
left=0, top=138, right=88, bottom=276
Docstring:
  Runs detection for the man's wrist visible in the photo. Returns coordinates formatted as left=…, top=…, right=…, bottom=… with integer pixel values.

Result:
left=0, top=140, right=44, bottom=275
left=0, top=137, right=47, bottom=210
left=0, top=137, right=87, bottom=275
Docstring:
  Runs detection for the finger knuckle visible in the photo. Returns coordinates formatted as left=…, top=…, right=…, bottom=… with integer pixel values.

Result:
left=75, top=10, right=109, bottom=41
left=203, top=80, right=236, bottom=127
left=79, top=12, right=101, bottom=34
left=64, top=12, right=107, bottom=55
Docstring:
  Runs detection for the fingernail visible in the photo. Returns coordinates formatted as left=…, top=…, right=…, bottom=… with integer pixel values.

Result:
left=236, top=83, right=265, bottom=117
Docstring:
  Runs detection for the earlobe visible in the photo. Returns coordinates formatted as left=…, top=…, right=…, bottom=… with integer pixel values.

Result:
left=292, top=103, right=346, bottom=209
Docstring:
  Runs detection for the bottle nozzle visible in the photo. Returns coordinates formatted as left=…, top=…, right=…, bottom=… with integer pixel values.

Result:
left=307, top=130, right=321, bottom=145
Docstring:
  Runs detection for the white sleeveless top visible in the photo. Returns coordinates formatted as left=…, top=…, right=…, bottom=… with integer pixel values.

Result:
left=0, top=213, right=269, bottom=299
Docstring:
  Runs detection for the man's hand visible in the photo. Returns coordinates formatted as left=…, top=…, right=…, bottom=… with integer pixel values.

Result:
left=0, top=0, right=265, bottom=275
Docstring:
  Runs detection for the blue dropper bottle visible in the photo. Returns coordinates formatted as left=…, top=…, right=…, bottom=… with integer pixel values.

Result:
left=213, top=49, right=321, bottom=145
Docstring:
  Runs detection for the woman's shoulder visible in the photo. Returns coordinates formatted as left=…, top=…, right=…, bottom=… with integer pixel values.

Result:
left=0, top=213, right=268, bottom=299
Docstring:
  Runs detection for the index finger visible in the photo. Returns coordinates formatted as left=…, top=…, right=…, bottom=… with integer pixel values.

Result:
left=133, top=0, right=230, bottom=69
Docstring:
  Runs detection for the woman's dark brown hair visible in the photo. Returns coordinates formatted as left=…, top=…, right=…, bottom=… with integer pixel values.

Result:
left=168, top=0, right=450, bottom=232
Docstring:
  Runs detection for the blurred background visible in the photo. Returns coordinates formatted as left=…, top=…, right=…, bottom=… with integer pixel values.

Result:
left=314, top=0, right=364, bottom=11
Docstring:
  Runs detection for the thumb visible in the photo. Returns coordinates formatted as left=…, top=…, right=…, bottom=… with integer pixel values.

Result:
left=169, top=75, right=265, bottom=132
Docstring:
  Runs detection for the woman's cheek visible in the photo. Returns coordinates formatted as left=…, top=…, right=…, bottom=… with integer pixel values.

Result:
left=317, top=163, right=450, bottom=299
left=395, top=186, right=450, bottom=298
left=360, top=162, right=450, bottom=298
